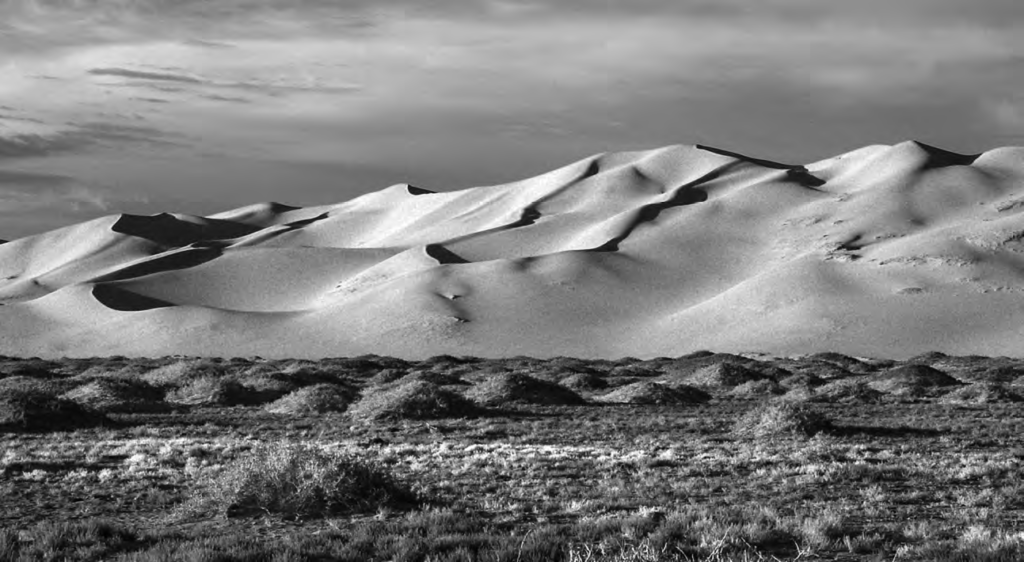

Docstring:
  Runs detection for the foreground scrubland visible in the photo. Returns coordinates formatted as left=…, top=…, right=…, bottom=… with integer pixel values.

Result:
left=1, top=351, right=1023, bottom=561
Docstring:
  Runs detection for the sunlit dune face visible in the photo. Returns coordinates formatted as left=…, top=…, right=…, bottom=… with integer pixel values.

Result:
left=0, top=0, right=1022, bottom=240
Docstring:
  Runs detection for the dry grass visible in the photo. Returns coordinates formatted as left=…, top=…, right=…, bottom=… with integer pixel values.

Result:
left=2, top=353, right=1024, bottom=561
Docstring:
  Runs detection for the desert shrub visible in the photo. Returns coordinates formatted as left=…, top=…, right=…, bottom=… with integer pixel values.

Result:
left=778, top=372, right=825, bottom=389
left=265, top=384, right=357, bottom=415
left=606, top=364, right=663, bottom=378
left=669, top=362, right=767, bottom=389
left=968, top=366, right=1024, bottom=384
left=465, top=373, right=585, bottom=407
left=595, top=381, right=709, bottom=405
left=0, top=375, right=75, bottom=395
left=349, top=380, right=481, bottom=421
left=728, top=379, right=785, bottom=398
left=181, top=442, right=417, bottom=520
left=166, top=376, right=255, bottom=406
left=940, top=383, right=1022, bottom=405
left=732, top=402, right=832, bottom=439
left=368, top=368, right=408, bottom=386
left=805, top=352, right=866, bottom=369
left=394, top=370, right=467, bottom=387
left=0, top=359, right=60, bottom=379
left=61, top=378, right=169, bottom=414
left=140, top=359, right=226, bottom=389
left=233, top=372, right=299, bottom=403
left=0, top=386, right=109, bottom=431
left=807, top=379, right=885, bottom=404
left=560, top=372, right=609, bottom=392
left=869, top=364, right=960, bottom=394
left=797, top=362, right=855, bottom=380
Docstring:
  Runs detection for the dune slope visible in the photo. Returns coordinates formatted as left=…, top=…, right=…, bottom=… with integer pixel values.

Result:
left=1, top=142, right=1023, bottom=359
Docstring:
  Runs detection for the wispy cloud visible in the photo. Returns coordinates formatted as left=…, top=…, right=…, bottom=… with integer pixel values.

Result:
left=88, top=67, right=205, bottom=84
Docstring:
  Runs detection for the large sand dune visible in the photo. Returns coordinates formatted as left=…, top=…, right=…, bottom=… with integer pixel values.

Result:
left=2, top=141, right=1024, bottom=359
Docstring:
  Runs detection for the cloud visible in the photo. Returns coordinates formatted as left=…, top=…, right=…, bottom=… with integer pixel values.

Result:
left=0, top=169, right=152, bottom=239
left=0, top=122, right=181, bottom=160
left=0, top=133, right=83, bottom=158
left=88, top=67, right=205, bottom=84
left=0, top=170, right=114, bottom=213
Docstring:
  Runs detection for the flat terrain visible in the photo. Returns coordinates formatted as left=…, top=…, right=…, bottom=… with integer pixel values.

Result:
left=2, top=351, right=1023, bottom=561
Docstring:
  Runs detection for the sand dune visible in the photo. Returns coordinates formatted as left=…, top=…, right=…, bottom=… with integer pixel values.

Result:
left=1, top=141, right=1023, bottom=359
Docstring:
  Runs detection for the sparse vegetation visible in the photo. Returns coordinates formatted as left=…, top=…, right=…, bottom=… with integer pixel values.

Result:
left=1, top=352, right=1023, bottom=561
left=265, top=383, right=356, bottom=415
left=179, top=441, right=417, bottom=520
left=349, top=379, right=481, bottom=421
left=732, top=401, right=832, bottom=438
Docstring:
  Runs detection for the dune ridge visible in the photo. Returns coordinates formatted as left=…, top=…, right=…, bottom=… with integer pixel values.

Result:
left=1, top=141, right=1023, bottom=359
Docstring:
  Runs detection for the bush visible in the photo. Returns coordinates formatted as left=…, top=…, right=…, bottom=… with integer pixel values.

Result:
left=0, top=387, right=109, bottom=431
left=674, top=362, right=767, bottom=389
left=466, top=373, right=585, bottom=407
left=61, top=378, right=168, bottom=414
left=140, top=359, right=226, bottom=389
left=595, top=381, right=709, bottom=405
left=733, top=402, right=831, bottom=439
left=182, top=442, right=417, bottom=520
left=728, top=379, right=785, bottom=398
left=166, top=376, right=254, bottom=406
left=349, top=380, right=481, bottom=421
left=265, top=384, right=357, bottom=415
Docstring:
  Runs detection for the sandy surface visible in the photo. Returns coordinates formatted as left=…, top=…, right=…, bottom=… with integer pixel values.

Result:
left=2, top=141, right=1023, bottom=359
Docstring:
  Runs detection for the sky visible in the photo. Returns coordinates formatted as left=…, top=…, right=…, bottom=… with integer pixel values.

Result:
left=1, top=0, right=1023, bottom=240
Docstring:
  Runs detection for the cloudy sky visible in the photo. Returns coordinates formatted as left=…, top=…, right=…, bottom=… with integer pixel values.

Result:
left=1, top=0, right=1023, bottom=240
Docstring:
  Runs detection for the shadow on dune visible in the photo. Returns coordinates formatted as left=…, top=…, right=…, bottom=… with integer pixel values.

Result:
left=92, top=285, right=175, bottom=312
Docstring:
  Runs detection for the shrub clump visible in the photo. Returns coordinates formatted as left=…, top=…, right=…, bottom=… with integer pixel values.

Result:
left=60, top=378, right=169, bottom=414
left=465, top=373, right=585, bottom=407
left=728, top=379, right=785, bottom=398
left=0, top=387, right=109, bottom=431
left=675, top=362, right=767, bottom=389
left=166, top=376, right=254, bottom=406
left=141, top=359, right=226, bottom=389
left=868, top=364, right=960, bottom=395
left=595, top=381, right=709, bottom=405
left=940, top=383, right=1022, bottom=405
left=559, top=372, right=609, bottom=392
left=801, top=379, right=885, bottom=404
left=732, top=402, right=832, bottom=439
left=182, top=442, right=417, bottom=520
left=349, top=380, right=480, bottom=421
left=265, top=384, right=357, bottom=415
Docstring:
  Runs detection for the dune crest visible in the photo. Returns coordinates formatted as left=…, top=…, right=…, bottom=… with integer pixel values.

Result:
left=1, top=141, right=1023, bottom=359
